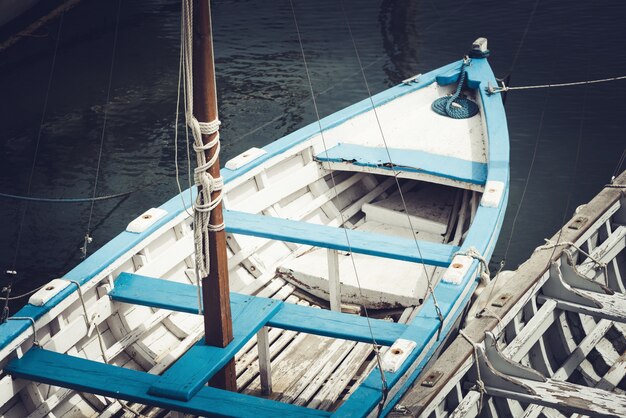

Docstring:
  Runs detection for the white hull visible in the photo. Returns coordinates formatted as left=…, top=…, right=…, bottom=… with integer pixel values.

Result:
left=0, top=52, right=509, bottom=417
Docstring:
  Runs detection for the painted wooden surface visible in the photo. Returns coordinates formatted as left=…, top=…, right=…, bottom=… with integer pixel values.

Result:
left=110, top=273, right=407, bottom=346
left=315, top=143, right=487, bottom=185
left=224, top=210, right=458, bottom=267
left=6, top=347, right=329, bottom=418
left=148, top=296, right=281, bottom=400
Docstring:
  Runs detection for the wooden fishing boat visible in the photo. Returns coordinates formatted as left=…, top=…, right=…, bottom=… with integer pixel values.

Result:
left=393, top=171, right=626, bottom=417
left=0, top=2, right=509, bottom=417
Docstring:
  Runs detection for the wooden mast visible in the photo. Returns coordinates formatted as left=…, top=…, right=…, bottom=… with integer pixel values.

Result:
left=193, top=0, right=236, bottom=390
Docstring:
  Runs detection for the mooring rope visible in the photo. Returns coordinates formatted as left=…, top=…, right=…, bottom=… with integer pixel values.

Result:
left=8, top=12, right=65, bottom=286
left=0, top=190, right=133, bottom=203
left=431, top=58, right=479, bottom=119
left=487, top=74, right=626, bottom=94
left=459, top=330, right=486, bottom=413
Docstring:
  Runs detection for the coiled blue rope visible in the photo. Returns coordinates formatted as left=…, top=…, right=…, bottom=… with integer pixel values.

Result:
left=432, top=60, right=479, bottom=119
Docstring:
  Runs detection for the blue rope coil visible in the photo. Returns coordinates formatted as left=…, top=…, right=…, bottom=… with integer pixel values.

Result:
left=432, top=60, right=479, bottom=119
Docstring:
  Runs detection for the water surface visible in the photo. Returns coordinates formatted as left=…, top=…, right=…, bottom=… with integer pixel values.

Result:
left=1, top=0, right=625, bottom=312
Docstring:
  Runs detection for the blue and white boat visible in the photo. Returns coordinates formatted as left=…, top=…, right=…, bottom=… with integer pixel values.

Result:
left=0, top=2, right=509, bottom=416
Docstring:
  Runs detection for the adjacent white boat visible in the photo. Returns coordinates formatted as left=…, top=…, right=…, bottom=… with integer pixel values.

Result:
left=0, top=3, right=509, bottom=416
left=393, top=171, right=626, bottom=417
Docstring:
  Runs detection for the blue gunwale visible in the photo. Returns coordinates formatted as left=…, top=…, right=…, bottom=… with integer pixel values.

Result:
left=0, top=55, right=509, bottom=418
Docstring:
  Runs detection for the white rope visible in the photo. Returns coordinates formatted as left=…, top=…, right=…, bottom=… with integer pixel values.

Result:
left=69, top=281, right=109, bottom=363
left=488, top=74, right=626, bottom=94
left=456, top=247, right=491, bottom=286
left=459, top=330, right=486, bottom=413
left=181, top=0, right=224, bottom=283
left=537, top=238, right=606, bottom=269
left=8, top=317, right=39, bottom=346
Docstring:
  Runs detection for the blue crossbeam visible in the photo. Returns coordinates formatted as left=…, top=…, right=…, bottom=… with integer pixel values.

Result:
left=148, top=295, right=281, bottom=401
left=224, top=211, right=458, bottom=267
left=111, top=273, right=407, bottom=346
left=315, top=143, right=487, bottom=185
left=6, top=347, right=329, bottom=417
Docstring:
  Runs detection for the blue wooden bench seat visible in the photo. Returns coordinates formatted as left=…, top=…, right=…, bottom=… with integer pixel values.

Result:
left=108, top=273, right=409, bottom=401
left=224, top=210, right=459, bottom=267
left=315, top=143, right=487, bottom=185
left=6, top=347, right=329, bottom=417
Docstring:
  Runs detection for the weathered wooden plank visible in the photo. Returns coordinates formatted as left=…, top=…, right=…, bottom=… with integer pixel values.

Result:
left=6, top=348, right=329, bottom=417
left=224, top=210, right=458, bottom=267
left=485, top=378, right=626, bottom=418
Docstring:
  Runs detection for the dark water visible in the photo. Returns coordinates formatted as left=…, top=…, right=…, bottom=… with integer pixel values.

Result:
left=1, top=0, right=625, bottom=312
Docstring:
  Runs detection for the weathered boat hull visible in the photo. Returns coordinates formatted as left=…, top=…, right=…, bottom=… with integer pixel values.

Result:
left=394, top=171, right=626, bottom=418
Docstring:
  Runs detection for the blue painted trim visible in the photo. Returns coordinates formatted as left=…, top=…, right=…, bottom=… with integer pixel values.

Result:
left=148, top=296, right=282, bottom=401
left=224, top=210, right=458, bottom=267
left=334, top=57, right=510, bottom=417
left=111, top=273, right=407, bottom=346
left=6, top=347, right=330, bottom=417
left=315, top=143, right=487, bottom=185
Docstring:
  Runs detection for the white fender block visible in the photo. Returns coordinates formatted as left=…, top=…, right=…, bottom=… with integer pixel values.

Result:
left=442, top=255, right=473, bottom=284
left=29, top=279, right=72, bottom=306
left=225, top=147, right=267, bottom=170
left=126, top=208, right=168, bottom=233
left=481, top=180, right=504, bottom=208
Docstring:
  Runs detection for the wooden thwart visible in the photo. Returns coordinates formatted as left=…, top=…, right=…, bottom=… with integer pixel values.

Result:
left=6, top=348, right=329, bottom=417
left=110, top=273, right=407, bottom=346
left=148, top=296, right=281, bottom=401
left=224, top=210, right=458, bottom=267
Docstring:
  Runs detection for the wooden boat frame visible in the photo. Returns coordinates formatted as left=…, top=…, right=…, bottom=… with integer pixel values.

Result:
left=394, top=171, right=626, bottom=418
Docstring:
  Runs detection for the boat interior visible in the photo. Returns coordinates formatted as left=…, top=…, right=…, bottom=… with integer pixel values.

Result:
left=0, top=76, right=491, bottom=417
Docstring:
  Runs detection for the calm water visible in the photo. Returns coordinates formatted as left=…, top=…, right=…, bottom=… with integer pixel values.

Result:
left=1, top=0, right=625, bottom=312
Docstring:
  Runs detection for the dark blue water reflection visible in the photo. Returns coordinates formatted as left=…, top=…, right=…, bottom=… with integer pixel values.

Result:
left=1, top=0, right=625, bottom=311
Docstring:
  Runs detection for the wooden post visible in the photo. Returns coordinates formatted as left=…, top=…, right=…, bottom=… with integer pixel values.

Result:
left=328, top=249, right=341, bottom=311
left=193, top=0, right=236, bottom=391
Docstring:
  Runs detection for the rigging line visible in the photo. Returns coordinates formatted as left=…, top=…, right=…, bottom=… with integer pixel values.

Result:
left=1, top=284, right=46, bottom=301
left=0, top=189, right=133, bottom=203
left=235, top=0, right=473, bottom=145
left=287, top=0, right=387, bottom=386
left=83, top=0, right=123, bottom=258
left=490, top=74, right=626, bottom=94
left=338, top=0, right=443, bottom=330
left=502, top=31, right=564, bottom=263
left=174, top=2, right=194, bottom=218
left=613, top=147, right=626, bottom=180
left=544, top=33, right=592, bottom=272
left=503, top=0, right=541, bottom=79
left=9, top=12, right=65, bottom=273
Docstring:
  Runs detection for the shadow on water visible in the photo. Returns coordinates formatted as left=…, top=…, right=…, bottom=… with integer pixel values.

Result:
left=1, top=0, right=625, bottom=313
